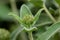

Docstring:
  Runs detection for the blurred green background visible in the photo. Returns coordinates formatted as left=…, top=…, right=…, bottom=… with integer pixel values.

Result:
left=0, top=0, right=60, bottom=40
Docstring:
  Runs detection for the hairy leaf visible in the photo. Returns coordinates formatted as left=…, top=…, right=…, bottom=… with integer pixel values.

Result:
left=10, top=26, right=24, bottom=40
left=37, top=22, right=60, bottom=40
left=20, top=4, right=33, bottom=18
left=32, top=8, right=44, bottom=26
left=8, top=13, right=22, bottom=24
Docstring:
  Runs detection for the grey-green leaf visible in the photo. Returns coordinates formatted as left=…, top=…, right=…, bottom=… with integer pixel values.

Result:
left=10, top=26, right=24, bottom=40
left=33, top=8, right=44, bottom=26
left=20, top=4, right=33, bottom=18
left=8, top=13, right=22, bottom=24
left=37, top=22, right=60, bottom=40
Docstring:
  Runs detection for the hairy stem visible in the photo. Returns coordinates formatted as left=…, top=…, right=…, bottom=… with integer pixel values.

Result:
left=28, top=31, right=33, bottom=40
left=20, top=32, right=28, bottom=40
left=43, top=3, right=56, bottom=23
left=10, top=0, right=18, bottom=14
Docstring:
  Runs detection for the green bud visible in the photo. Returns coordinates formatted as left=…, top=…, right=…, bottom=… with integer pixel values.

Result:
left=22, top=15, right=34, bottom=27
left=0, top=29, right=10, bottom=40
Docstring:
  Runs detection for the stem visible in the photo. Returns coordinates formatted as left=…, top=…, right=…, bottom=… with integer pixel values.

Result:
left=20, top=32, right=28, bottom=40
left=28, top=31, right=33, bottom=40
left=10, top=0, right=18, bottom=14
left=43, top=3, right=56, bottom=23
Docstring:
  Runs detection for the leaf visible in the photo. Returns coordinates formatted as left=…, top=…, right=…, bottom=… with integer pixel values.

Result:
left=32, top=8, right=44, bottom=26
left=37, top=22, right=60, bottom=40
left=35, top=22, right=52, bottom=27
left=25, top=2, right=34, bottom=9
left=8, top=13, right=22, bottom=24
left=34, top=27, right=46, bottom=40
left=10, top=26, right=24, bottom=40
left=35, top=13, right=52, bottom=27
left=20, top=4, right=33, bottom=18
